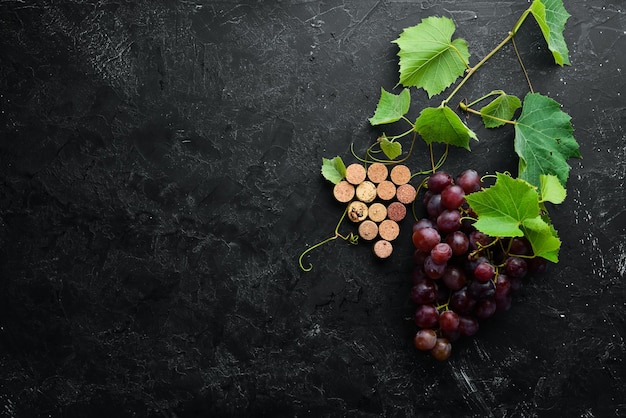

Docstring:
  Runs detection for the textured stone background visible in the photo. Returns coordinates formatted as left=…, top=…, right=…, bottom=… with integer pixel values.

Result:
left=0, top=1, right=624, bottom=416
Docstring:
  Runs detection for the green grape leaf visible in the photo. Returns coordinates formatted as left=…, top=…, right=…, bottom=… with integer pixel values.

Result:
left=539, top=173, right=566, bottom=204
left=521, top=215, right=561, bottom=262
left=379, top=135, right=402, bottom=160
left=321, top=156, right=346, bottom=184
left=465, top=173, right=540, bottom=238
left=514, top=93, right=580, bottom=188
left=392, top=16, right=470, bottom=97
left=465, top=173, right=561, bottom=261
left=530, top=0, right=571, bottom=66
left=414, top=106, right=477, bottom=150
left=369, top=88, right=411, bottom=126
left=480, top=92, right=521, bottom=128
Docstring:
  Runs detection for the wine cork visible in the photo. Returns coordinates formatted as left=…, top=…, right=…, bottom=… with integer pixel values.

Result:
left=379, top=219, right=400, bottom=241
left=377, top=180, right=396, bottom=201
left=358, top=220, right=378, bottom=241
left=367, top=163, right=388, bottom=183
left=368, top=202, right=387, bottom=222
left=373, top=239, right=393, bottom=259
left=347, top=201, right=368, bottom=222
left=333, top=181, right=355, bottom=203
left=346, top=163, right=366, bottom=185
left=387, top=201, right=407, bottom=222
left=390, top=165, right=411, bottom=185
left=396, top=183, right=417, bottom=204
left=356, top=180, right=377, bottom=203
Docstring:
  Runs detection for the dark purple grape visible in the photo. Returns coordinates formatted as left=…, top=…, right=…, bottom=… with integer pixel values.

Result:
left=437, top=209, right=462, bottom=233
left=509, top=276, right=523, bottom=292
left=424, top=256, right=446, bottom=279
left=426, top=193, right=444, bottom=218
left=430, top=338, right=452, bottom=360
left=445, top=231, right=470, bottom=256
left=473, top=262, right=495, bottom=282
left=441, top=185, right=466, bottom=209
left=528, top=257, right=548, bottom=274
left=437, top=285, right=451, bottom=305
left=441, top=328, right=461, bottom=343
left=414, top=329, right=438, bottom=351
left=456, top=169, right=482, bottom=194
left=468, top=279, right=495, bottom=300
left=413, top=249, right=428, bottom=266
left=439, top=310, right=460, bottom=333
left=450, top=287, right=477, bottom=314
left=410, top=279, right=438, bottom=304
left=495, top=294, right=512, bottom=312
left=412, top=227, right=441, bottom=253
left=509, top=237, right=532, bottom=256
left=431, top=243, right=453, bottom=264
left=469, top=230, right=493, bottom=251
left=414, top=304, right=439, bottom=329
left=412, top=218, right=435, bottom=233
left=458, top=315, right=479, bottom=336
left=442, top=266, right=467, bottom=291
left=505, top=256, right=528, bottom=278
left=463, top=255, right=489, bottom=276
left=411, top=267, right=427, bottom=285
left=427, top=172, right=453, bottom=194
left=422, top=190, right=434, bottom=206
left=474, top=298, right=497, bottom=319
left=494, top=273, right=511, bottom=299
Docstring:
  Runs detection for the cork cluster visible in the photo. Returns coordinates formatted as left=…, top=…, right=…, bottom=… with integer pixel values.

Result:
left=333, top=162, right=417, bottom=259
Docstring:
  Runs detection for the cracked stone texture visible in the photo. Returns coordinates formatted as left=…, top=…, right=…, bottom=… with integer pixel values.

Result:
left=0, top=1, right=624, bottom=417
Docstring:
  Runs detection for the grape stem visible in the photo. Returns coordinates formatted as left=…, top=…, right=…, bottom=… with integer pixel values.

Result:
left=298, top=207, right=358, bottom=271
left=458, top=104, right=517, bottom=126
left=442, top=6, right=532, bottom=106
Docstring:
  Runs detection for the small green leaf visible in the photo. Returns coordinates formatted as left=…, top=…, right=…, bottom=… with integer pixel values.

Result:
left=369, top=88, right=411, bottom=126
left=514, top=93, right=580, bottom=188
left=393, top=16, right=470, bottom=97
left=465, top=173, right=540, bottom=238
left=530, top=0, right=571, bottom=66
left=415, top=106, right=477, bottom=150
left=379, top=136, right=403, bottom=160
left=480, top=92, right=521, bottom=128
left=321, top=156, right=346, bottom=184
left=521, top=216, right=561, bottom=262
left=539, top=174, right=566, bottom=204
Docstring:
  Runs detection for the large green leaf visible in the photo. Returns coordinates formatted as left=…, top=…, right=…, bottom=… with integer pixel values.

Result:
left=465, top=173, right=540, bottom=238
left=465, top=173, right=561, bottom=261
left=414, top=106, right=477, bottom=150
left=480, top=92, right=521, bottom=128
left=321, top=156, right=346, bottom=184
left=369, top=88, right=411, bottom=126
left=530, top=0, right=571, bottom=66
left=393, top=16, right=470, bottom=97
left=514, top=93, right=580, bottom=188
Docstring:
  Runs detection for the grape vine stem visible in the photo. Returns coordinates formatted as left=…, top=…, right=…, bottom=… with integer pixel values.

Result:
left=442, top=7, right=532, bottom=106
left=298, top=207, right=358, bottom=271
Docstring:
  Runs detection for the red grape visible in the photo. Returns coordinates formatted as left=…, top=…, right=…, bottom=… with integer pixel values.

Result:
left=414, top=304, right=439, bottom=329
left=456, top=169, right=481, bottom=194
left=431, top=243, right=453, bottom=264
left=441, top=184, right=466, bottom=209
left=412, top=227, right=441, bottom=253
left=430, top=338, right=452, bottom=360
left=427, top=172, right=453, bottom=194
left=414, top=329, right=438, bottom=351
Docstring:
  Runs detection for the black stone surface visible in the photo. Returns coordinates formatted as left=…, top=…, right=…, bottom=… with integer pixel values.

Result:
left=0, top=1, right=624, bottom=417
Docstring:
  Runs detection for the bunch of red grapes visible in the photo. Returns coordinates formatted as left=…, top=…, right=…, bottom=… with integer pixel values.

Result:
left=410, top=169, right=548, bottom=360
